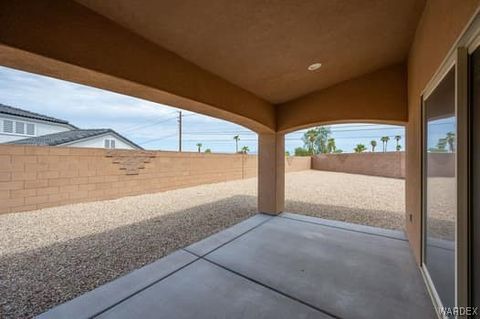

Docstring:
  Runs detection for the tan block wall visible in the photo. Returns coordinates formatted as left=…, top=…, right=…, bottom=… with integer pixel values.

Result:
left=311, top=152, right=405, bottom=179
left=284, top=156, right=311, bottom=172
left=427, top=153, right=455, bottom=178
left=0, top=145, right=309, bottom=214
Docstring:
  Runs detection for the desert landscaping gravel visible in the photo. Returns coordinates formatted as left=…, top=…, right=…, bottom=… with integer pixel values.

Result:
left=1, top=170, right=453, bottom=318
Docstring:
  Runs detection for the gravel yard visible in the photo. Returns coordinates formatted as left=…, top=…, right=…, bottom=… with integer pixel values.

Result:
left=0, top=170, right=427, bottom=318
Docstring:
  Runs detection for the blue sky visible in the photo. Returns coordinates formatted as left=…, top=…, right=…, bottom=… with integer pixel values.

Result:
left=427, top=117, right=455, bottom=150
left=0, top=66, right=406, bottom=153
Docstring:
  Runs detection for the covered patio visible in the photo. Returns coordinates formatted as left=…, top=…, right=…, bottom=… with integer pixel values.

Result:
left=38, top=213, right=435, bottom=319
left=2, top=0, right=480, bottom=317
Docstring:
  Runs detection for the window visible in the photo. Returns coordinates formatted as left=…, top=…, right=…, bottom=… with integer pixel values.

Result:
left=104, top=139, right=116, bottom=149
left=3, top=120, right=13, bottom=133
left=15, top=121, right=25, bottom=134
left=2, top=119, right=35, bottom=136
left=26, top=123, right=35, bottom=135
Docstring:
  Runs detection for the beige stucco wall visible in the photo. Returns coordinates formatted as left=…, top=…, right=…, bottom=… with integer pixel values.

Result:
left=406, top=0, right=480, bottom=263
left=312, top=152, right=405, bottom=179
left=0, top=1, right=275, bottom=134
left=276, top=63, right=408, bottom=133
left=0, top=145, right=310, bottom=215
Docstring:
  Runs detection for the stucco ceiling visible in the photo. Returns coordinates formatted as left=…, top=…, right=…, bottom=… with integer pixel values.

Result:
left=75, top=0, right=425, bottom=104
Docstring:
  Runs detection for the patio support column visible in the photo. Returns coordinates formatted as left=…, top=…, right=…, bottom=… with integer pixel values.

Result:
left=258, top=133, right=285, bottom=214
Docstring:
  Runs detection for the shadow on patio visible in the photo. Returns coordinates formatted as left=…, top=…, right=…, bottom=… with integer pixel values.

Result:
left=0, top=196, right=256, bottom=319
left=1, top=192, right=449, bottom=318
left=35, top=213, right=436, bottom=319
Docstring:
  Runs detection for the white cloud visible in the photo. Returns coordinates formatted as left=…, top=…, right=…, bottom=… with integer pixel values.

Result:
left=0, top=66, right=256, bottom=152
left=0, top=66, right=405, bottom=153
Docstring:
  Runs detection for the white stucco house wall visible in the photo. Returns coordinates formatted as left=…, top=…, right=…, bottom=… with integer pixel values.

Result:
left=0, top=104, right=75, bottom=143
left=1, top=104, right=142, bottom=150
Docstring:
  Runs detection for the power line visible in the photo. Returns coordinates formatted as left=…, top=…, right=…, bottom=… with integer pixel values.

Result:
left=183, top=129, right=253, bottom=134
left=124, top=116, right=448, bottom=139
left=183, top=127, right=403, bottom=136
left=135, top=120, right=417, bottom=149
left=160, top=133, right=406, bottom=141
left=177, top=121, right=447, bottom=138
left=285, top=135, right=404, bottom=141
left=122, top=113, right=178, bottom=133
left=138, top=133, right=179, bottom=145
left=295, top=127, right=404, bottom=134
left=293, top=121, right=449, bottom=133
left=120, top=110, right=178, bottom=130
left=140, top=129, right=402, bottom=152
left=184, top=126, right=405, bottom=136
left=180, top=134, right=406, bottom=143
left=183, top=132, right=254, bottom=138
left=293, top=124, right=401, bottom=132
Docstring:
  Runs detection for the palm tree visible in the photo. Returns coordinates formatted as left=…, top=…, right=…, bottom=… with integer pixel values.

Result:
left=380, top=136, right=390, bottom=152
left=394, top=135, right=401, bottom=151
left=233, top=135, right=240, bottom=153
left=370, top=140, right=377, bottom=152
left=302, top=129, right=318, bottom=155
left=196, top=143, right=202, bottom=152
left=327, top=138, right=336, bottom=153
left=240, top=145, right=250, bottom=154
left=436, top=137, right=447, bottom=151
left=315, top=126, right=332, bottom=154
left=446, top=131, right=455, bottom=152
left=354, top=144, right=367, bottom=153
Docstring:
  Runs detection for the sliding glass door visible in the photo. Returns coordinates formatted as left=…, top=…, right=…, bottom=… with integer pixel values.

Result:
left=422, top=67, right=456, bottom=313
left=420, top=13, right=480, bottom=316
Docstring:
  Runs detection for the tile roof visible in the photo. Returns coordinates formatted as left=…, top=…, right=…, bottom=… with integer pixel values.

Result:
left=9, top=129, right=143, bottom=149
left=0, top=103, right=76, bottom=126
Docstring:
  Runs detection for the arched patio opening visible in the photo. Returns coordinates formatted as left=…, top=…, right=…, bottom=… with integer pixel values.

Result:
left=283, top=122, right=408, bottom=232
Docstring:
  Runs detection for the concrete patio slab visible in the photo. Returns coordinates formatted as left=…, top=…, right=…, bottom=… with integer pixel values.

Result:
left=280, top=212, right=407, bottom=241
left=96, top=259, right=328, bottom=319
left=37, top=213, right=435, bottom=319
left=37, top=250, right=198, bottom=319
left=206, top=215, right=435, bottom=319
left=186, top=213, right=272, bottom=256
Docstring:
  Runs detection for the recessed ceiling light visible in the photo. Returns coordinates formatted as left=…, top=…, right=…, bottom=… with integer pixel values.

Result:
left=307, top=63, right=322, bottom=71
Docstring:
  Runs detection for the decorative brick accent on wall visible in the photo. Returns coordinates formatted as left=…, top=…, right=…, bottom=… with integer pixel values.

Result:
left=0, top=145, right=310, bottom=214
left=311, top=152, right=405, bottom=179
left=106, top=149, right=157, bottom=175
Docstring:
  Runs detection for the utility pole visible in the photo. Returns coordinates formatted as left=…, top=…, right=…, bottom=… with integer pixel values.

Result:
left=178, top=111, right=182, bottom=152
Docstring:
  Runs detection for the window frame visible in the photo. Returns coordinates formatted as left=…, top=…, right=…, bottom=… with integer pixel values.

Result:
left=419, top=10, right=480, bottom=314
left=104, top=138, right=116, bottom=149
left=2, top=119, right=36, bottom=136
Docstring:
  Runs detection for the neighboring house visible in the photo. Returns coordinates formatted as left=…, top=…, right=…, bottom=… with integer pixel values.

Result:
left=0, top=103, right=76, bottom=143
left=1, top=104, right=142, bottom=150
left=9, top=128, right=142, bottom=150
